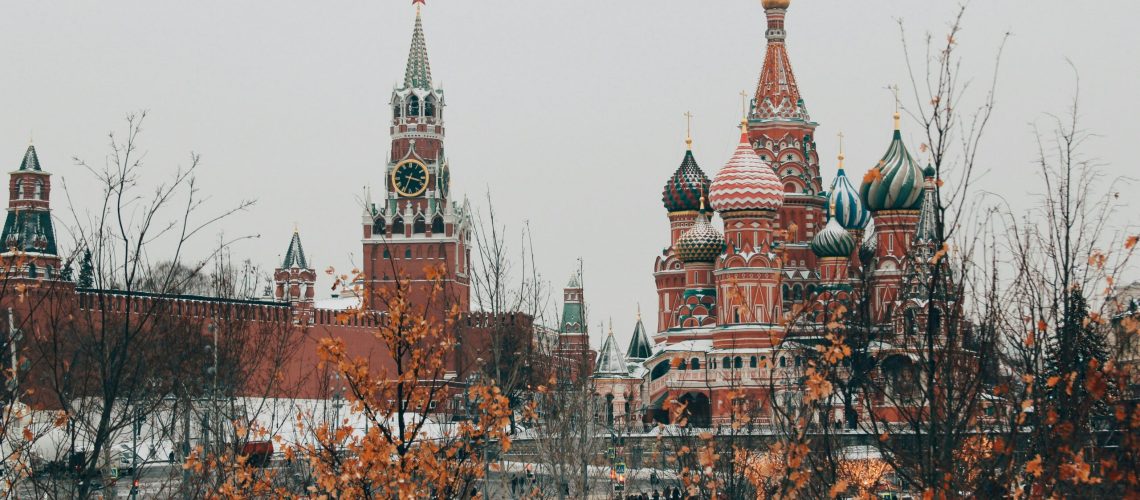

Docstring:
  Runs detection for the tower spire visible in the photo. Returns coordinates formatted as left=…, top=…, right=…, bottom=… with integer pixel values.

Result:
left=684, top=111, right=693, bottom=150
left=752, top=0, right=807, bottom=121
left=837, top=131, right=845, bottom=170
left=404, top=2, right=433, bottom=90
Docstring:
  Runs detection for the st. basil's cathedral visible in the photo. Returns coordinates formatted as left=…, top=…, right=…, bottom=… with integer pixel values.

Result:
left=589, top=0, right=959, bottom=429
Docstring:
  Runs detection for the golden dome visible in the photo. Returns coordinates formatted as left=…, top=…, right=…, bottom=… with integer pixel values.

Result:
left=762, top=0, right=791, bottom=9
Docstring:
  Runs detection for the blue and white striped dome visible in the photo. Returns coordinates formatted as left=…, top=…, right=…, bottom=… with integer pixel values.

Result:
left=827, top=168, right=870, bottom=230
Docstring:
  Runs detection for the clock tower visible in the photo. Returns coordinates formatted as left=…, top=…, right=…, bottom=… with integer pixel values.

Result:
left=362, top=1, right=471, bottom=311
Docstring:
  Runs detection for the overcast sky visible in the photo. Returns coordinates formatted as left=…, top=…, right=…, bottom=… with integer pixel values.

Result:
left=2, top=1, right=1136, bottom=350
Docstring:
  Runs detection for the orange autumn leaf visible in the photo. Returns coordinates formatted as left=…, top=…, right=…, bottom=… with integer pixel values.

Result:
left=1127, top=235, right=1139, bottom=250
left=1025, top=455, right=1044, bottom=475
left=863, top=169, right=883, bottom=184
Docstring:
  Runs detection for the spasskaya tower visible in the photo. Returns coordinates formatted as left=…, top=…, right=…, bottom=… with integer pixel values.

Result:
left=362, top=0, right=471, bottom=311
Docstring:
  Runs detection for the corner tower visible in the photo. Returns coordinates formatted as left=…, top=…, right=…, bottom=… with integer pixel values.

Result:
left=362, top=1, right=471, bottom=311
left=747, top=0, right=824, bottom=315
left=1, top=145, right=61, bottom=279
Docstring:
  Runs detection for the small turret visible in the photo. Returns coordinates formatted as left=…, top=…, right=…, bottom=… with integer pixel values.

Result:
left=274, top=229, right=315, bottom=306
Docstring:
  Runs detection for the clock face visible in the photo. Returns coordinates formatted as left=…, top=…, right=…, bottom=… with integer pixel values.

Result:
left=392, top=160, right=429, bottom=197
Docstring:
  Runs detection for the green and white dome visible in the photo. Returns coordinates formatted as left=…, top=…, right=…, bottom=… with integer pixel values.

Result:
left=860, top=113, right=925, bottom=212
left=810, top=218, right=856, bottom=258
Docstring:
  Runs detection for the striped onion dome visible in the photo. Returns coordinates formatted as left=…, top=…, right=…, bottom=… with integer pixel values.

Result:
left=860, top=113, right=925, bottom=212
left=676, top=208, right=725, bottom=263
left=811, top=218, right=856, bottom=258
left=828, top=168, right=870, bottom=229
left=662, top=142, right=711, bottom=212
left=709, top=125, right=784, bottom=212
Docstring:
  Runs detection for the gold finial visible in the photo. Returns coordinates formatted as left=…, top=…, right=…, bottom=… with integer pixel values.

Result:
left=608, top=317, right=614, bottom=335
left=837, top=131, right=845, bottom=168
left=699, top=195, right=707, bottom=212
left=740, top=118, right=749, bottom=135
left=684, top=111, right=694, bottom=150
left=636, top=303, right=641, bottom=320
left=740, top=90, right=750, bottom=119
left=293, top=222, right=299, bottom=234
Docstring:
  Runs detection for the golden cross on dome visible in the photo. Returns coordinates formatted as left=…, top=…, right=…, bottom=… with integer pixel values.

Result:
left=837, top=131, right=845, bottom=167
left=684, top=111, right=694, bottom=148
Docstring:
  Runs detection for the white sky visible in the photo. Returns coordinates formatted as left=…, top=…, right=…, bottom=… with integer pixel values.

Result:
left=2, top=1, right=1137, bottom=350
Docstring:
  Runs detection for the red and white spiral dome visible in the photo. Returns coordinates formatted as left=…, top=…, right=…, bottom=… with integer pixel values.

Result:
left=708, top=126, right=785, bottom=212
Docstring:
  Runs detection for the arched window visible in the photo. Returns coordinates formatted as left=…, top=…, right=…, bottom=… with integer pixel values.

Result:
left=413, top=216, right=426, bottom=234
left=407, top=95, right=420, bottom=116
left=393, top=102, right=402, bottom=118
left=792, top=285, right=803, bottom=301
left=404, top=248, right=412, bottom=259
left=431, top=215, right=444, bottom=234
left=14, top=180, right=22, bottom=199
left=690, top=358, right=700, bottom=370
left=905, top=309, right=918, bottom=336
left=722, top=357, right=731, bottom=369
left=392, top=216, right=405, bottom=234
left=651, top=361, right=670, bottom=380
left=734, top=356, right=743, bottom=369
left=424, top=95, right=436, bottom=117
left=779, top=356, right=786, bottom=367
left=34, top=180, right=43, bottom=200
left=678, top=360, right=686, bottom=371
left=27, top=264, right=36, bottom=279
left=383, top=248, right=391, bottom=258
left=782, top=284, right=792, bottom=301
left=750, top=356, right=757, bottom=368
left=373, top=217, right=386, bottom=235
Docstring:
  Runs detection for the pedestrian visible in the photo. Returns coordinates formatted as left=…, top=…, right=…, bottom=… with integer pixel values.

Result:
left=652, top=489, right=660, bottom=500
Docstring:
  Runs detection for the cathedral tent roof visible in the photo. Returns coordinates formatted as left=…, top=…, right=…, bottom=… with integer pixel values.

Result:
left=594, top=327, right=628, bottom=376
left=626, top=313, right=653, bottom=361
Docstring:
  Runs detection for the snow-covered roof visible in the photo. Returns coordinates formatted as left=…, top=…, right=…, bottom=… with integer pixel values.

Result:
left=314, top=296, right=362, bottom=311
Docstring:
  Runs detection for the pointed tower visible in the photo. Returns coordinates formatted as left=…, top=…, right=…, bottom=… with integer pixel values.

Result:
left=747, top=0, right=824, bottom=314
left=626, top=307, right=653, bottom=362
left=859, top=110, right=926, bottom=323
left=274, top=229, right=316, bottom=307
left=595, top=324, right=628, bottom=376
left=655, top=131, right=711, bottom=333
left=557, top=271, right=590, bottom=363
left=1, top=145, right=61, bottom=280
left=363, top=1, right=471, bottom=312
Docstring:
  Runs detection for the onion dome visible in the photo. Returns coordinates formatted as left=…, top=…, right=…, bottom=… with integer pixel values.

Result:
left=662, top=138, right=711, bottom=212
left=827, top=144, right=870, bottom=229
left=676, top=199, right=725, bottom=263
left=922, top=163, right=936, bottom=179
left=762, top=0, right=791, bottom=9
left=709, top=121, right=785, bottom=212
left=860, top=112, right=925, bottom=212
left=811, top=218, right=856, bottom=258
